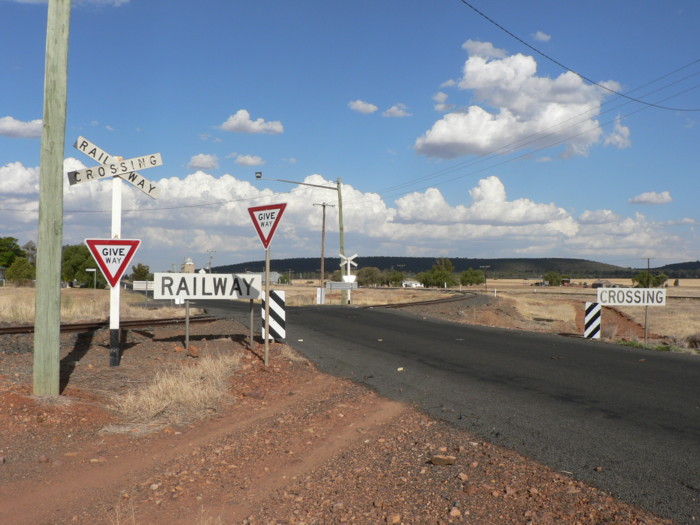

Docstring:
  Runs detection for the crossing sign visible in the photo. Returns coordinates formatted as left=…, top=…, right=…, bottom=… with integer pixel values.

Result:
left=85, top=238, right=141, bottom=288
left=69, top=136, right=161, bottom=198
left=248, top=203, right=287, bottom=249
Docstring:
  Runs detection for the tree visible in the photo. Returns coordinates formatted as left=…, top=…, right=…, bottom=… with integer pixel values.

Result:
left=386, top=269, right=405, bottom=287
left=632, top=271, right=668, bottom=288
left=22, top=240, right=37, bottom=266
left=62, top=244, right=107, bottom=288
left=417, top=259, right=458, bottom=288
left=356, top=267, right=382, bottom=287
left=6, top=257, right=35, bottom=284
left=130, top=263, right=152, bottom=281
left=460, top=268, right=485, bottom=286
left=542, top=271, right=563, bottom=286
left=0, top=237, right=25, bottom=268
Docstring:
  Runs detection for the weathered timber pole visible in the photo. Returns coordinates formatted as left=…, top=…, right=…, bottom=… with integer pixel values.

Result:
left=34, top=0, right=72, bottom=396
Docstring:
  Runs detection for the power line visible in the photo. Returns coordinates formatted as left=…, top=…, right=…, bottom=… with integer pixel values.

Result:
left=457, top=0, right=700, bottom=112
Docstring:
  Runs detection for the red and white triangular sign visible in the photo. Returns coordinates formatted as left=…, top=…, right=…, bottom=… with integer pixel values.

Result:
left=85, top=238, right=141, bottom=288
left=248, top=203, right=287, bottom=249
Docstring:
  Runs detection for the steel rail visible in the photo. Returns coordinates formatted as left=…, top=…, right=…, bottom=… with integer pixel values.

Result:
left=0, top=315, right=218, bottom=336
left=364, top=291, right=473, bottom=309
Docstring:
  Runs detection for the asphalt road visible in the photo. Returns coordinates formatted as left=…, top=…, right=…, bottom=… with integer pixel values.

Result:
left=197, top=299, right=700, bottom=524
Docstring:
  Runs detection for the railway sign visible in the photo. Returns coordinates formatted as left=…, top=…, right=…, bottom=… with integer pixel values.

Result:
left=596, top=287, right=666, bottom=306
left=68, top=153, right=163, bottom=185
left=340, top=253, right=357, bottom=281
left=153, top=273, right=262, bottom=300
left=85, top=238, right=141, bottom=288
left=248, top=203, right=287, bottom=249
left=69, top=136, right=161, bottom=198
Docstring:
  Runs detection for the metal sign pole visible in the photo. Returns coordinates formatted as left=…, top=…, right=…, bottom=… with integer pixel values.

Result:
left=249, top=298, right=254, bottom=349
left=264, top=247, right=271, bottom=366
left=185, top=299, right=190, bottom=351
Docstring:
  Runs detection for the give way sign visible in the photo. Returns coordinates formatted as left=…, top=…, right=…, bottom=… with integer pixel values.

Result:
left=248, top=203, right=287, bottom=249
left=85, top=239, right=141, bottom=288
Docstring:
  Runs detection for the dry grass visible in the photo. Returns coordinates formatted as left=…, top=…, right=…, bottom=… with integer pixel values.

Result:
left=108, top=353, right=241, bottom=428
left=0, top=287, right=200, bottom=324
left=492, top=280, right=700, bottom=350
left=276, top=285, right=451, bottom=306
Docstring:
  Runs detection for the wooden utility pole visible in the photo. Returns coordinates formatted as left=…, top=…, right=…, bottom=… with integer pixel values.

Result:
left=336, top=178, right=349, bottom=305
left=34, top=0, right=72, bottom=396
left=313, top=202, right=334, bottom=287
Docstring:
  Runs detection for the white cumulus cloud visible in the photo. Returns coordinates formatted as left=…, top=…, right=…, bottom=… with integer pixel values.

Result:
left=1, top=160, right=695, bottom=271
left=348, top=100, right=378, bottom=114
left=219, top=109, right=283, bottom=134
left=415, top=41, right=612, bottom=159
left=234, top=154, right=264, bottom=167
left=0, top=116, right=42, bottom=138
left=433, top=92, right=454, bottom=112
left=382, top=103, right=412, bottom=118
left=628, top=191, right=672, bottom=205
left=188, top=154, right=219, bottom=170
left=533, top=31, right=551, bottom=42
left=604, top=116, right=631, bottom=149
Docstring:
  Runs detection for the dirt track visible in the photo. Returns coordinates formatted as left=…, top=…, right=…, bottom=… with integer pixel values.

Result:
left=0, top=306, right=677, bottom=524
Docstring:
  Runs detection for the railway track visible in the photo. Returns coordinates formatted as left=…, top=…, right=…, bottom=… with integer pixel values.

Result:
left=366, top=290, right=475, bottom=309
left=0, top=293, right=470, bottom=336
left=0, top=315, right=218, bottom=336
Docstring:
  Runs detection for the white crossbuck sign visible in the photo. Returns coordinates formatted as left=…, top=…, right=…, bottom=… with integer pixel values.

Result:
left=67, top=136, right=161, bottom=198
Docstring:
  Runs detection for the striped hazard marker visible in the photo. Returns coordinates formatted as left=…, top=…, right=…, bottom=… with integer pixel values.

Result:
left=262, top=290, right=286, bottom=342
left=584, top=302, right=601, bottom=339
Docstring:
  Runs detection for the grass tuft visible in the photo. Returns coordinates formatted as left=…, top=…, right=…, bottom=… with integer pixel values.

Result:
left=109, top=353, right=241, bottom=428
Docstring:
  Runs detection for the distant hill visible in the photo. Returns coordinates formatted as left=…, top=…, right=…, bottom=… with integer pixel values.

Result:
left=213, top=257, right=700, bottom=279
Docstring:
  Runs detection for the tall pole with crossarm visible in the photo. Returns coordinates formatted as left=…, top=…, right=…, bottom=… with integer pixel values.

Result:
left=254, top=173, right=348, bottom=304
left=313, top=202, right=335, bottom=287
left=34, top=0, right=72, bottom=396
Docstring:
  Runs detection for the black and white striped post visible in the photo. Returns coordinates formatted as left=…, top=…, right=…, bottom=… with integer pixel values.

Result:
left=262, top=290, right=286, bottom=342
left=584, top=302, right=601, bottom=339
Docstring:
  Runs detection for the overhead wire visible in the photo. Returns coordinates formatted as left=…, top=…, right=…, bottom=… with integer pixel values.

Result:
left=456, top=0, right=700, bottom=112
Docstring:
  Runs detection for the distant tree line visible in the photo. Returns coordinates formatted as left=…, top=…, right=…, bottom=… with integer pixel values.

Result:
left=218, top=256, right=700, bottom=280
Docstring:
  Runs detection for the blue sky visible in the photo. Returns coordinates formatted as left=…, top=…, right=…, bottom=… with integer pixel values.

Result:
left=2, top=0, right=699, bottom=272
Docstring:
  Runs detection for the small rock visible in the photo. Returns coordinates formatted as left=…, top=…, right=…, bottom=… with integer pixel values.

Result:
left=594, top=466, right=604, bottom=472
left=463, top=484, right=478, bottom=495
left=38, top=455, right=49, bottom=463
left=429, top=455, right=456, bottom=466
left=449, top=506, right=462, bottom=517
left=247, top=389, right=266, bottom=400
left=150, top=483, right=160, bottom=491
left=0, top=456, right=6, bottom=464
left=386, top=514, right=401, bottom=524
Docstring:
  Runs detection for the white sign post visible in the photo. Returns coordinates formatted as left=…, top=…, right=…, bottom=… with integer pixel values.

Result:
left=248, top=203, right=287, bottom=366
left=340, top=253, right=358, bottom=303
left=70, top=137, right=163, bottom=366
